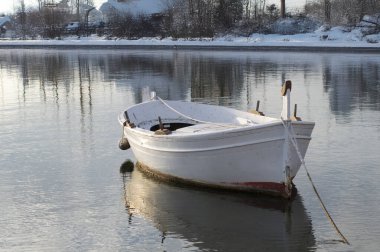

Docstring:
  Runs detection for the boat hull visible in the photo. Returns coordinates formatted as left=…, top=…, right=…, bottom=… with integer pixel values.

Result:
left=125, top=121, right=314, bottom=198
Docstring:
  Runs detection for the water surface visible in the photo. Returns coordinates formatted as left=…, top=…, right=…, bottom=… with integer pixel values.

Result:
left=1, top=49, right=380, bottom=251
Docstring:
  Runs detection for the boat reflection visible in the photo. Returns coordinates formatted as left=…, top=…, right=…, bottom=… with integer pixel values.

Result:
left=121, top=168, right=316, bottom=251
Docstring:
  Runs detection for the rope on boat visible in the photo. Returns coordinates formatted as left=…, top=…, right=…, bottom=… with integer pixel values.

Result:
left=156, top=96, right=245, bottom=128
left=281, top=119, right=350, bottom=245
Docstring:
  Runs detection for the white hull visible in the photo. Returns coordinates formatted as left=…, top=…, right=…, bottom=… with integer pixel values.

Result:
left=126, top=121, right=313, bottom=197
left=119, top=87, right=314, bottom=198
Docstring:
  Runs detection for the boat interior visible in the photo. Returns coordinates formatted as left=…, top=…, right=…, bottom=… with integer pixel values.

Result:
left=122, top=100, right=280, bottom=134
left=149, top=122, right=195, bottom=132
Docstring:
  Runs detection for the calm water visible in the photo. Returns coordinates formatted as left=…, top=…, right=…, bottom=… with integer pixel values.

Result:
left=0, top=49, right=379, bottom=251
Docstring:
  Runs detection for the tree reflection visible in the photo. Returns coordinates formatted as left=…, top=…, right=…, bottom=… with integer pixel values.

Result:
left=1, top=50, right=380, bottom=117
left=322, top=55, right=380, bottom=115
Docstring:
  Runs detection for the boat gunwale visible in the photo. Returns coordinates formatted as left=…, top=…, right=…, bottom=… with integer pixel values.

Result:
left=127, top=133, right=312, bottom=153
left=123, top=119, right=315, bottom=139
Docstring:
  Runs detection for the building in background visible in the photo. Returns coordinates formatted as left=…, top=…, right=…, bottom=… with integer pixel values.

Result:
left=0, top=16, right=13, bottom=36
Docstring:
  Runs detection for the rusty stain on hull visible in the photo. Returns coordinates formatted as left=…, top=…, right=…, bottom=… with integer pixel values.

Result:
left=136, top=162, right=293, bottom=198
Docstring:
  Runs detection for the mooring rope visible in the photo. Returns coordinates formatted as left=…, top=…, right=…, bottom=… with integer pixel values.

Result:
left=156, top=96, right=247, bottom=128
left=281, top=119, right=350, bottom=245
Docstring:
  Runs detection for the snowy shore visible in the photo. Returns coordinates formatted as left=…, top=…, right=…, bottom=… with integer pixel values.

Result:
left=1, top=27, right=380, bottom=52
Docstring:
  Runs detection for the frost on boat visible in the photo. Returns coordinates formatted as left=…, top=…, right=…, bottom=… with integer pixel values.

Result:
left=118, top=81, right=315, bottom=198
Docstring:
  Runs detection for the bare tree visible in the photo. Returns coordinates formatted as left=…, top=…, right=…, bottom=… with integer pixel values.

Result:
left=280, top=0, right=285, bottom=18
left=18, top=0, right=26, bottom=39
left=70, top=0, right=94, bottom=21
left=215, top=0, right=243, bottom=29
left=37, top=0, right=43, bottom=11
left=161, top=0, right=217, bottom=37
left=305, top=0, right=380, bottom=26
left=76, top=0, right=79, bottom=21
left=357, top=0, right=365, bottom=20
left=324, top=0, right=331, bottom=23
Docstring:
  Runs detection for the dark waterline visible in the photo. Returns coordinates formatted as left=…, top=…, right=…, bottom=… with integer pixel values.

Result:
left=0, top=49, right=379, bottom=251
left=1, top=43, right=380, bottom=53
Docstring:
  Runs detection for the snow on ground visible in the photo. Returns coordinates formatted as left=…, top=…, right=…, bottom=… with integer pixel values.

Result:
left=0, top=26, right=379, bottom=48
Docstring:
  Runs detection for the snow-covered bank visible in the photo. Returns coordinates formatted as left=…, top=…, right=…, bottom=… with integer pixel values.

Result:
left=1, top=26, right=380, bottom=51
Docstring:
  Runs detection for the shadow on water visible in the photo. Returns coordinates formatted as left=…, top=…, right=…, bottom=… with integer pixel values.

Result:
left=120, top=164, right=316, bottom=252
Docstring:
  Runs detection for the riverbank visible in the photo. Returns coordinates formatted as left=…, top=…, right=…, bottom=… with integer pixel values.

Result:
left=1, top=45, right=379, bottom=53
left=1, top=28, right=380, bottom=52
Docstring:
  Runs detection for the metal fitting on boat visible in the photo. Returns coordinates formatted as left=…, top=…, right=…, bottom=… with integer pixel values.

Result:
left=291, top=104, right=302, bottom=121
left=249, top=100, right=265, bottom=116
left=123, top=111, right=136, bottom=128
left=123, top=121, right=136, bottom=128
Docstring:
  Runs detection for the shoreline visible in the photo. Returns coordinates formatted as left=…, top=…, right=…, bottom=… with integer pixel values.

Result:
left=1, top=44, right=380, bottom=53
left=0, top=39, right=379, bottom=52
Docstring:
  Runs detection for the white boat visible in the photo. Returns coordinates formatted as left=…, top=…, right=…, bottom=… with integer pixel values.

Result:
left=118, top=81, right=315, bottom=198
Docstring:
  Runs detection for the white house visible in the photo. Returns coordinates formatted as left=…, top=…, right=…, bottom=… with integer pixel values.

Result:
left=0, top=16, right=12, bottom=36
